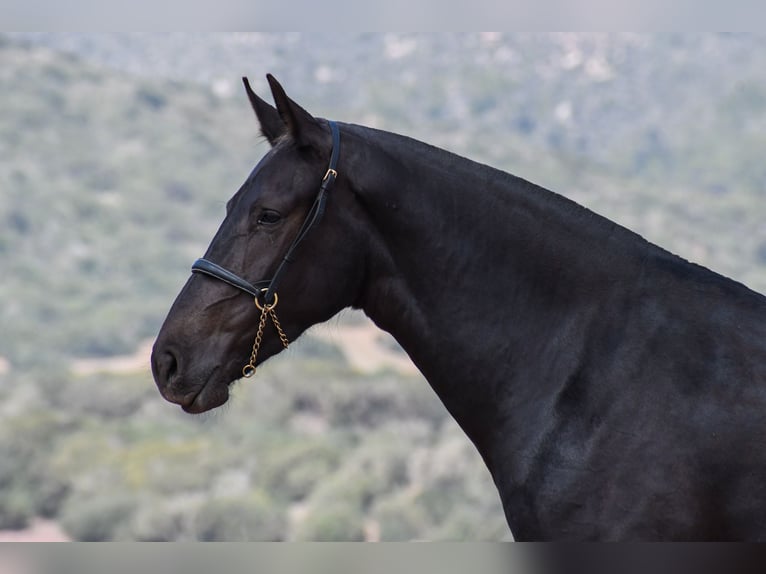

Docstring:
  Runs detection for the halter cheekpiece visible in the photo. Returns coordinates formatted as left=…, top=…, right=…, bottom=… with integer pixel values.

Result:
left=191, top=120, right=341, bottom=377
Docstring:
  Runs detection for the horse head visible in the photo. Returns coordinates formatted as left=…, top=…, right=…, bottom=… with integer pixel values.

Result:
left=151, top=75, right=370, bottom=413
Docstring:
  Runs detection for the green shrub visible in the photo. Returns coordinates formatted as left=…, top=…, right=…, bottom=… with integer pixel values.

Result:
left=428, top=506, right=511, bottom=541
left=59, top=493, right=139, bottom=541
left=130, top=508, right=183, bottom=541
left=307, top=441, right=409, bottom=513
left=194, top=491, right=286, bottom=541
left=0, top=410, right=70, bottom=523
left=262, top=441, right=342, bottom=502
left=293, top=502, right=365, bottom=541
left=30, top=477, right=70, bottom=518
left=128, top=496, right=201, bottom=541
left=0, top=486, right=34, bottom=530
left=415, top=475, right=466, bottom=524
left=371, top=494, right=428, bottom=541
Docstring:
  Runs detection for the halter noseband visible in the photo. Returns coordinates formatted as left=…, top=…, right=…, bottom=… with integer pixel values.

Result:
left=190, top=120, right=340, bottom=377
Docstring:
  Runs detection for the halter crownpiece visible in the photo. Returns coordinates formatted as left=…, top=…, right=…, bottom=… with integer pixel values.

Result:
left=191, top=120, right=341, bottom=377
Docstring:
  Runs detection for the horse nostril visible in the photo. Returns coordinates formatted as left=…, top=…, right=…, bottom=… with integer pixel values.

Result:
left=164, top=351, right=178, bottom=382
left=152, top=347, right=180, bottom=387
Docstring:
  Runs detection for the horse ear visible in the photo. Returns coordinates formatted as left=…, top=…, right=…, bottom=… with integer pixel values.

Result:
left=243, top=76, right=285, bottom=146
left=266, top=73, right=325, bottom=149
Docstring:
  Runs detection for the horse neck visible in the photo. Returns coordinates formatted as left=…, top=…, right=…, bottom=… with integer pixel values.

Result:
left=348, top=125, right=647, bottom=460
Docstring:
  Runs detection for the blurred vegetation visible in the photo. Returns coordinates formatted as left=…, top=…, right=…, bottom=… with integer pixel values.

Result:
left=1, top=34, right=765, bottom=540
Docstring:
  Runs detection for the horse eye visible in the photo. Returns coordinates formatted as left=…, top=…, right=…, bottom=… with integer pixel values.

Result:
left=257, top=210, right=282, bottom=225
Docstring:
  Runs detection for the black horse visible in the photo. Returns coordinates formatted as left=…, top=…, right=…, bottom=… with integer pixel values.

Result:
left=152, top=74, right=766, bottom=541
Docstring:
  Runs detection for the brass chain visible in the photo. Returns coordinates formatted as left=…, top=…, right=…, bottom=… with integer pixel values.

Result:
left=242, top=294, right=289, bottom=378
left=269, top=308, right=290, bottom=349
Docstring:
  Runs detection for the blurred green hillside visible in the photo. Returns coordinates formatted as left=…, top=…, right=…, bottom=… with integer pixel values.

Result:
left=1, top=33, right=765, bottom=540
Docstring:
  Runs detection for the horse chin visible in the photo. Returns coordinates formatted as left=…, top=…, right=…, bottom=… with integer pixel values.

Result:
left=180, top=377, right=230, bottom=414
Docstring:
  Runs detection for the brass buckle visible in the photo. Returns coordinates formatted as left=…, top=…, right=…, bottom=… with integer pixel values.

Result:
left=323, top=168, right=338, bottom=182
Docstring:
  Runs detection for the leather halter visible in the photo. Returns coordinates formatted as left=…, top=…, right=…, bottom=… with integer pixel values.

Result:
left=191, top=120, right=340, bottom=306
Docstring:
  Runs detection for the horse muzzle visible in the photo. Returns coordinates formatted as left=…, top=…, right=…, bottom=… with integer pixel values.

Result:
left=151, top=343, right=230, bottom=413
